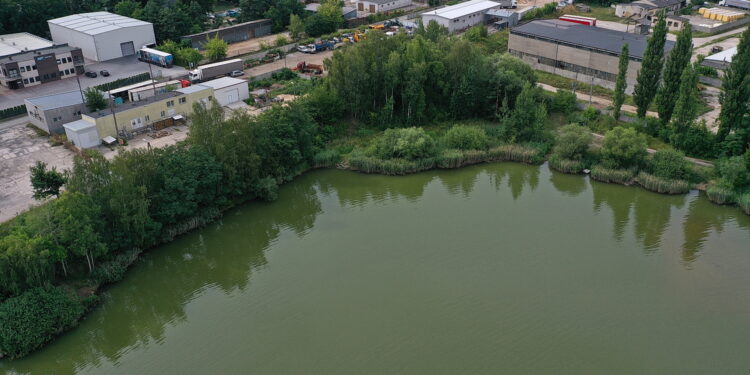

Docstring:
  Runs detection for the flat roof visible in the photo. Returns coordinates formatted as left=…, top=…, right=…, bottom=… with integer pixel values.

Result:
left=0, top=44, right=79, bottom=64
left=199, top=77, right=246, bottom=90
left=63, top=119, right=96, bottom=132
left=176, top=84, right=212, bottom=94
left=26, top=90, right=87, bottom=109
left=183, top=19, right=271, bottom=39
left=511, top=19, right=675, bottom=59
left=422, top=0, right=501, bottom=20
left=0, top=33, right=54, bottom=57
left=704, top=46, right=737, bottom=63
left=48, top=12, right=151, bottom=36
left=87, top=91, right=182, bottom=118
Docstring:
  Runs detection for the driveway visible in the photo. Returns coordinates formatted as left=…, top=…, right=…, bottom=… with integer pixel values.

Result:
left=245, top=49, right=335, bottom=78
left=0, top=56, right=188, bottom=110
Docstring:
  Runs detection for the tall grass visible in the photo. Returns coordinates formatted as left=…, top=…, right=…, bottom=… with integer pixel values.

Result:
left=636, top=172, right=691, bottom=194
left=590, top=165, right=635, bottom=185
left=548, top=154, right=585, bottom=174
left=706, top=184, right=736, bottom=205
left=737, top=193, right=750, bottom=215
left=313, top=150, right=341, bottom=168
left=487, top=144, right=543, bottom=164
left=348, top=152, right=435, bottom=175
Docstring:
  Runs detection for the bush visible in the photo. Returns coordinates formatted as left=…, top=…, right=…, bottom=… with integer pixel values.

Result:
left=371, top=127, right=437, bottom=161
left=348, top=150, right=435, bottom=175
left=443, top=125, right=488, bottom=150
left=552, top=89, right=578, bottom=114
left=271, top=68, right=298, bottom=81
left=0, top=105, right=26, bottom=120
left=716, top=156, right=750, bottom=189
left=549, top=154, right=586, bottom=174
left=487, top=144, right=543, bottom=164
left=553, top=124, right=592, bottom=160
left=706, top=183, right=735, bottom=205
left=637, top=172, right=690, bottom=194
left=600, top=127, right=648, bottom=169
left=737, top=193, right=750, bottom=215
left=591, top=165, right=636, bottom=185
left=0, top=287, right=84, bottom=359
left=648, top=149, right=690, bottom=180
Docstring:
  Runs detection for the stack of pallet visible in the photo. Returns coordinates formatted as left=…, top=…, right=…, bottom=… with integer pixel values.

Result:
left=698, top=7, right=746, bottom=22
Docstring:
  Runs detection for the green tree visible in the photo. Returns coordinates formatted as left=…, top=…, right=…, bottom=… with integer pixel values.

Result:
left=656, top=23, right=692, bottom=124
left=600, top=127, right=649, bottom=169
left=83, top=87, right=107, bottom=112
left=717, top=27, right=750, bottom=153
left=240, top=0, right=272, bottom=21
left=29, top=161, right=65, bottom=200
left=648, top=149, right=690, bottom=180
left=503, top=83, right=548, bottom=142
left=264, top=0, right=304, bottom=32
left=114, top=0, right=142, bottom=18
left=633, top=10, right=667, bottom=118
left=612, top=43, right=629, bottom=120
left=372, top=127, right=437, bottom=160
left=669, top=64, right=700, bottom=133
left=204, top=33, right=228, bottom=61
left=553, top=124, right=592, bottom=160
left=53, top=192, right=107, bottom=273
left=444, top=126, right=489, bottom=150
left=176, top=47, right=203, bottom=67
left=318, top=0, right=344, bottom=29
left=289, top=13, right=304, bottom=40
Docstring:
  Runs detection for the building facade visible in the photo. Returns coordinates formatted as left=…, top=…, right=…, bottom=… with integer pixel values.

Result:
left=0, top=33, right=84, bottom=90
left=357, top=0, right=411, bottom=13
left=48, top=12, right=155, bottom=62
left=182, top=19, right=273, bottom=49
left=509, top=20, right=675, bottom=93
left=198, top=77, right=249, bottom=106
left=615, top=0, right=686, bottom=20
left=421, top=0, right=504, bottom=33
left=25, top=90, right=99, bottom=134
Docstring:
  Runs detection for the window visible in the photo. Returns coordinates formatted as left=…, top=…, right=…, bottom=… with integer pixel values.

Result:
left=166, top=100, right=174, bottom=107
left=26, top=65, right=31, bottom=71
left=43, top=74, right=49, bottom=80
left=51, top=72, right=57, bottom=78
left=35, top=76, right=40, bottom=82
left=32, top=65, right=36, bottom=70
left=179, top=97, right=186, bottom=104
left=160, top=111, right=166, bottom=117
left=20, top=67, right=26, bottom=72
left=23, top=78, right=28, bottom=84
left=67, top=57, right=72, bottom=63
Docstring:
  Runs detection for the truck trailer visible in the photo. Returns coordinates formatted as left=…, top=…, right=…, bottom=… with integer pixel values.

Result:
left=189, top=59, right=244, bottom=82
left=719, top=0, right=750, bottom=10
left=137, top=47, right=174, bottom=68
left=559, top=15, right=597, bottom=26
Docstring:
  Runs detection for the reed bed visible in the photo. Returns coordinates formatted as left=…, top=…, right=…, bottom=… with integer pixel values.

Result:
left=313, top=150, right=342, bottom=168
left=348, top=153, right=435, bottom=175
left=548, top=155, right=586, bottom=174
left=737, top=193, right=750, bottom=215
left=705, top=184, right=736, bottom=205
left=636, top=172, right=691, bottom=194
left=590, top=165, right=636, bottom=185
left=486, top=144, right=542, bottom=164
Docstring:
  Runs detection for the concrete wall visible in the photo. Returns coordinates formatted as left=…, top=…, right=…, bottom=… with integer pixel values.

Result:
left=25, top=101, right=87, bottom=134
left=692, top=16, right=750, bottom=34
left=183, top=20, right=273, bottom=49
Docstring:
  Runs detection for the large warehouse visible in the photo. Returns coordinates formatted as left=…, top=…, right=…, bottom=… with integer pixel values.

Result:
left=48, top=12, right=155, bottom=62
left=509, top=19, right=675, bottom=93
left=421, top=0, right=504, bottom=33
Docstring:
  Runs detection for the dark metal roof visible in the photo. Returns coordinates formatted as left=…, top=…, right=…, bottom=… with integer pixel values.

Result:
left=0, top=44, right=79, bottom=64
left=87, top=91, right=182, bottom=118
left=511, top=20, right=675, bottom=59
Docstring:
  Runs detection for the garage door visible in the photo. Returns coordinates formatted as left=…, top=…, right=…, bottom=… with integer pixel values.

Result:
left=120, top=41, right=135, bottom=57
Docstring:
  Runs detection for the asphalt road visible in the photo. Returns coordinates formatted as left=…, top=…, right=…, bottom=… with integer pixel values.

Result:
left=0, top=55, right=188, bottom=110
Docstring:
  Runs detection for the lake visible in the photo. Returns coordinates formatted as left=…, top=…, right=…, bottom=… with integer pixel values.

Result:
left=3, top=163, right=750, bottom=374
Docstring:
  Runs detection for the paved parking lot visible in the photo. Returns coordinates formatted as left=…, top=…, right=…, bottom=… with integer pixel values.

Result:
left=0, top=56, right=188, bottom=110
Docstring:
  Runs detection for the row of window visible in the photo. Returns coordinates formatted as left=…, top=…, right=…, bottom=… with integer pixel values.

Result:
left=21, top=68, right=77, bottom=85
left=453, top=13, right=481, bottom=23
left=48, top=111, right=83, bottom=123
left=510, top=49, right=618, bottom=82
left=56, top=56, right=73, bottom=65
left=511, top=33, right=643, bottom=62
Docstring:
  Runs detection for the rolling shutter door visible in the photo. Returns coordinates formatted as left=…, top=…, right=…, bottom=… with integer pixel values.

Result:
left=120, top=41, right=135, bottom=57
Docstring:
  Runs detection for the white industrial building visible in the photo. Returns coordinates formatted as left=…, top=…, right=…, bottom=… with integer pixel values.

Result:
left=421, top=0, right=504, bottom=32
left=48, top=12, right=155, bottom=62
left=200, top=77, right=250, bottom=106
left=357, top=0, right=411, bottom=13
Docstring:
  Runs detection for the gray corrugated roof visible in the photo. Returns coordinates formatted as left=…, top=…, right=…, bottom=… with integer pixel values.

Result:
left=87, top=91, right=182, bottom=118
left=511, top=20, right=675, bottom=59
left=48, top=12, right=152, bottom=36
left=25, top=90, right=103, bottom=110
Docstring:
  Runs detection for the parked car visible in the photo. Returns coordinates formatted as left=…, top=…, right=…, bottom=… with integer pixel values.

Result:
left=99, top=70, right=110, bottom=77
left=711, top=46, right=724, bottom=54
left=297, top=45, right=313, bottom=54
left=229, top=70, right=244, bottom=77
left=85, top=71, right=97, bottom=78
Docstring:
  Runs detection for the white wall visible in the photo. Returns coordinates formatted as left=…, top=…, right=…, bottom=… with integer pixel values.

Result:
left=360, top=0, right=411, bottom=12
left=65, top=125, right=100, bottom=148
left=48, top=23, right=155, bottom=61
left=49, top=23, right=98, bottom=61
left=215, top=83, right=250, bottom=106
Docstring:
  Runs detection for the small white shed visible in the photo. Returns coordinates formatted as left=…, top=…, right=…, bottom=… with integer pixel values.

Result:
left=63, top=119, right=100, bottom=149
left=200, top=77, right=250, bottom=106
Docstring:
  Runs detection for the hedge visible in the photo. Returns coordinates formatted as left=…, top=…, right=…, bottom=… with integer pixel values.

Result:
left=94, top=72, right=152, bottom=92
left=0, top=105, right=26, bottom=121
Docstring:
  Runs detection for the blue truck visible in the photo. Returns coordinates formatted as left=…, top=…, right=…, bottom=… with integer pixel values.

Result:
left=137, top=47, right=174, bottom=68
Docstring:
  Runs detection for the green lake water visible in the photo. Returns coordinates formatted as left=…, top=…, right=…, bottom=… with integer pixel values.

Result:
left=3, top=163, right=750, bottom=374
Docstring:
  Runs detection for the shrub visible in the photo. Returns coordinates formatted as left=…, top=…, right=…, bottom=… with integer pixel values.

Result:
left=0, top=287, right=84, bottom=359
left=552, top=89, right=578, bottom=114
left=487, top=144, right=543, bottom=164
left=549, top=154, right=586, bottom=174
left=253, top=177, right=279, bottom=201
left=314, top=149, right=341, bottom=167
left=436, top=149, right=466, bottom=169
left=591, top=165, right=636, bottom=185
left=637, top=172, right=690, bottom=194
left=737, top=192, right=750, bottom=215
left=716, top=156, right=750, bottom=189
left=600, top=127, right=648, bottom=169
left=371, top=127, right=437, bottom=161
left=443, top=125, right=488, bottom=150
left=706, top=183, right=735, bottom=205
left=553, top=124, right=592, bottom=160
left=348, top=151, right=434, bottom=175
left=271, top=68, right=298, bottom=81
left=648, top=149, right=690, bottom=180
